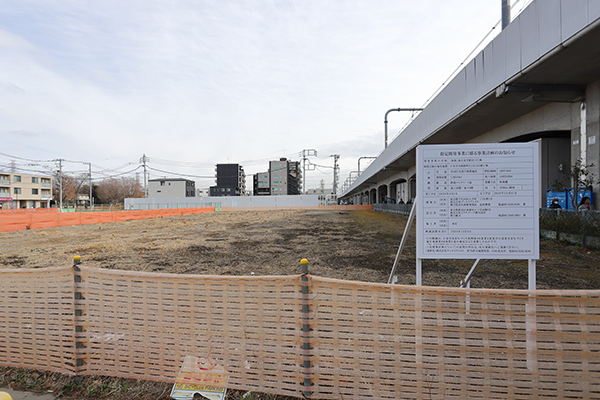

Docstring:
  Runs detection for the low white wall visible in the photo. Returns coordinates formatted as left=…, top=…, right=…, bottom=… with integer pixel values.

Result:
left=125, top=195, right=321, bottom=210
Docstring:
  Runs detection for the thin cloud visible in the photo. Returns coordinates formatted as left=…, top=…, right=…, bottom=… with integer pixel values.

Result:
left=0, top=0, right=502, bottom=189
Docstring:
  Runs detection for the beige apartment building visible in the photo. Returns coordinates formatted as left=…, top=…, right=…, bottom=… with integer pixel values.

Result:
left=0, top=171, right=52, bottom=209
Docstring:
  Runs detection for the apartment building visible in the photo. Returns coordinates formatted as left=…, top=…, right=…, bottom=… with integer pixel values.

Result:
left=253, top=172, right=270, bottom=195
left=263, top=158, right=302, bottom=196
left=0, top=171, right=52, bottom=209
left=210, top=164, right=246, bottom=196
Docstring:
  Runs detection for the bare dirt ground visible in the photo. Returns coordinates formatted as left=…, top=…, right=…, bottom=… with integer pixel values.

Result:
left=2, top=209, right=600, bottom=399
left=1, top=209, right=600, bottom=289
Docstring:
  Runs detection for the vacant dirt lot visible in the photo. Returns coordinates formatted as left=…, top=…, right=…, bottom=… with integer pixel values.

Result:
left=1, top=208, right=600, bottom=289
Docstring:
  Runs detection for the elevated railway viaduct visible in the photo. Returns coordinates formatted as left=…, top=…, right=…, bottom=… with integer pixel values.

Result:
left=339, top=0, right=600, bottom=208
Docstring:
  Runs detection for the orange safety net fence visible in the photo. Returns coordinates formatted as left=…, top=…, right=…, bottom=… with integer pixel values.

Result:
left=0, top=207, right=214, bottom=232
left=220, top=205, right=373, bottom=212
left=1, top=265, right=599, bottom=399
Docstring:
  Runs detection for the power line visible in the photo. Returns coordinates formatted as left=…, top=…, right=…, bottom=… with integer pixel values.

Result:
left=146, top=166, right=215, bottom=179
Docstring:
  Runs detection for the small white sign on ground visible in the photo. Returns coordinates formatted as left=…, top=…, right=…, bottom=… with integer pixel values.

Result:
left=171, top=356, right=229, bottom=400
left=417, top=143, right=539, bottom=260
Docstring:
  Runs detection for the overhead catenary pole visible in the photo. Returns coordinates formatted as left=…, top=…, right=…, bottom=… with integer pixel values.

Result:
left=358, top=156, right=377, bottom=174
left=384, top=108, right=423, bottom=148
left=301, top=149, right=317, bottom=193
left=502, top=0, right=511, bottom=30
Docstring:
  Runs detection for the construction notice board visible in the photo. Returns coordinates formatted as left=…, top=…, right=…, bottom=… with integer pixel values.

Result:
left=416, top=142, right=539, bottom=259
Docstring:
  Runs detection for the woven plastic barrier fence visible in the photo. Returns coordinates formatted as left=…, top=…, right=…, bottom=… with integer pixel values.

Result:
left=2, top=266, right=600, bottom=399
left=0, top=207, right=214, bottom=232
left=0, top=266, right=76, bottom=375
left=309, top=277, right=600, bottom=399
left=75, top=266, right=303, bottom=398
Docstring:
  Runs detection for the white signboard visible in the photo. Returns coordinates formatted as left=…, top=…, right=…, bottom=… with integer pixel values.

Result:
left=417, top=143, right=539, bottom=259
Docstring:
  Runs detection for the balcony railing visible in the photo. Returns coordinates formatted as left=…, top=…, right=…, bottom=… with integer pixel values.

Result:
left=41, top=182, right=51, bottom=188
left=0, top=180, right=10, bottom=186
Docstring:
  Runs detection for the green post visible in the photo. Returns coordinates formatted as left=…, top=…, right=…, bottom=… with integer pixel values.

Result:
left=300, top=258, right=312, bottom=398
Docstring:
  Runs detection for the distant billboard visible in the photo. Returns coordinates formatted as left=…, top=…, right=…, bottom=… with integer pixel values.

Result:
left=417, top=142, right=539, bottom=259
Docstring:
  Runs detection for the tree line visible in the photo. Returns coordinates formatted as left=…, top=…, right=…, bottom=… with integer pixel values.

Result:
left=52, top=173, right=143, bottom=205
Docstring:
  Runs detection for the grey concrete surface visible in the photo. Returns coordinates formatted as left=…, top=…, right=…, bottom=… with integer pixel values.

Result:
left=0, top=389, right=57, bottom=400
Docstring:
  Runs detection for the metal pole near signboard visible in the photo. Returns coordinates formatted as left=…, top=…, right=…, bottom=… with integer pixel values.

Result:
left=388, top=197, right=418, bottom=284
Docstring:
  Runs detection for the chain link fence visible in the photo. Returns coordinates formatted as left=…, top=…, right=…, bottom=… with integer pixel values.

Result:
left=540, top=209, right=600, bottom=246
left=373, top=204, right=600, bottom=247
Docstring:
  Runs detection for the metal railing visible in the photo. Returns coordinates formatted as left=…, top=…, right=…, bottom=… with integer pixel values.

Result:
left=373, top=203, right=413, bottom=215
left=540, top=208, right=600, bottom=246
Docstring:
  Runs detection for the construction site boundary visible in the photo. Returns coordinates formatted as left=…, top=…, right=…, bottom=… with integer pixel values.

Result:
left=1, top=263, right=599, bottom=399
left=220, top=205, right=372, bottom=212
left=0, top=207, right=214, bottom=232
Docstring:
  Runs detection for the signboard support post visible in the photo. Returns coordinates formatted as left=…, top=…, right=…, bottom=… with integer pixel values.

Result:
left=528, top=259, right=536, bottom=290
left=388, top=197, right=418, bottom=284
left=460, top=259, right=482, bottom=288
left=416, top=258, right=422, bottom=286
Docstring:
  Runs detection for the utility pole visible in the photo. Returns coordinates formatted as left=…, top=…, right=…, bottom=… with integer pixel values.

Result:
left=332, top=154, right=340, bottom=196
left=58, top=159, right=63, bottom=211
left=88, top=163, right=93, bottom=210
left=142, top=154, right=148, bottom=198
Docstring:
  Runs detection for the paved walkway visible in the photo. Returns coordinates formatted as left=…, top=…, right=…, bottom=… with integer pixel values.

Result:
left=0, top=389, right=57, bottom=400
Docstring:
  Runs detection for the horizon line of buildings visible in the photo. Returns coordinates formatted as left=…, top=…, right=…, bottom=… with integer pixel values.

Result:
left=148, top=158, right=334, bottom=199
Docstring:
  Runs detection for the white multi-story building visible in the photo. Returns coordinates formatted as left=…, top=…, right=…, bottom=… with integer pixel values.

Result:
left=148, top=178, right=195, bottom=198
left=305, top=188, right=336, bottom=205
left=0, top=171, right=52, bottom=209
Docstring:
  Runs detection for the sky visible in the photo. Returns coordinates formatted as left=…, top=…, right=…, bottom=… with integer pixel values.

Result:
left=0, top=0, right=533, bottom=191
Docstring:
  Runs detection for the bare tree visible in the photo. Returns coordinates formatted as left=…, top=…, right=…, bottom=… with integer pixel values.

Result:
left=553, top=160, right=596, bottom=209
left=52, top=171, right=77, bottom=204
left=96, top=177, right=143, bottom=204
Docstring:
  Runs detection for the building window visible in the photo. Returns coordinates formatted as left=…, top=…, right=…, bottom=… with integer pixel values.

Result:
left=14, top=188, right=21, bottom=194
left=32, top=177, right=39, bottom=183
left=160, top=181, right=165, bottom=186
left=32, top=188, right=38, bottom=195
left=14, top=176, right=21, bottom=183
